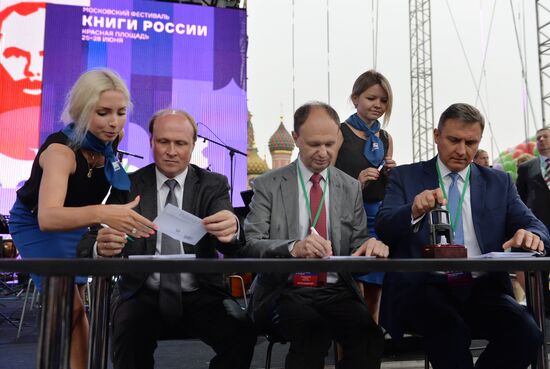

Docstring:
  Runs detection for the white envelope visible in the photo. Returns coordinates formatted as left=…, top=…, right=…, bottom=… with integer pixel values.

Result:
left=153, top=204, right=207, bottom=245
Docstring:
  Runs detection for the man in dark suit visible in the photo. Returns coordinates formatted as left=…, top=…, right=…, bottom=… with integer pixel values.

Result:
left=244, top=102, right=389, bottom=369
left=517, top=126, right=550, bottom=313
left=78, top=109, right=255, bottom=369
left=376, top=103, right=550, bottom=369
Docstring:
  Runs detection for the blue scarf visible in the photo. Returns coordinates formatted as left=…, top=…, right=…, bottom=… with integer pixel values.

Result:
left=62, top=123, right=130, bottom=191
left=345, top=113, right=385, bottom=166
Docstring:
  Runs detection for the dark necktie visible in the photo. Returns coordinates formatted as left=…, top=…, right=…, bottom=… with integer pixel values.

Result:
left=159, top=179, right=183, bottom=322
left=448, top=172, right=464, bottom=245
left=310, top=173, right=327, bottom=238
left=544, top=159, right=550, bottom=190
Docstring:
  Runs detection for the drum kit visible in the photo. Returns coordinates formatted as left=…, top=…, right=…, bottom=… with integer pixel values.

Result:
left=0, top=214, right=16, bottom=259
left=1, top=239, right=17, bottom=259
left=0, top=214, right=22, bottom=328
left=0, top=238, right=19, bottom=294
left=0, top=214, right=21, bottom=294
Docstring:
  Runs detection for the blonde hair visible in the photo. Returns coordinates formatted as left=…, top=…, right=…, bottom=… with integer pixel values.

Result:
left=148, top=108, right=198, bottom=142
left=61, top=68, right=131, bottom=148
left=350, top=70, right=393, bottom=127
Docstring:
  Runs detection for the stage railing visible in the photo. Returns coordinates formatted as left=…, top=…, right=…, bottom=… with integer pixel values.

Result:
left=0, top=257, right=548, bottom=369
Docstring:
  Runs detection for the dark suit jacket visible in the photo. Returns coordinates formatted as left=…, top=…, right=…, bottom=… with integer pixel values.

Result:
left=78, top=163, right=244, bottom=303
left=517, top=157, right=550, bottom=230
left=243, top=161, right=370, bottom=330
left=375, top=157, right=550, bottom=339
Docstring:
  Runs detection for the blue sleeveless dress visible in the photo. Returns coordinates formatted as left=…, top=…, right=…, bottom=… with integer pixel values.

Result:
left=335, top=123, right=390, bottom=285
left=9, top=132, right=110, bottom=290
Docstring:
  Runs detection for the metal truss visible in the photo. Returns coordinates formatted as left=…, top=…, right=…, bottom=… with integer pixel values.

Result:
left=409, top=0, right=435, bottom=162
left=536, top=0, right=550, bottom=127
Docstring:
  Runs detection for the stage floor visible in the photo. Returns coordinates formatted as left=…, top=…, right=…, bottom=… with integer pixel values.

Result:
left=0, top=288, right=526, bottom=369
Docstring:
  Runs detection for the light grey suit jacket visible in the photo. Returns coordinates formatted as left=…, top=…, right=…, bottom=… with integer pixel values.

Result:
left=243, top=161, right=370, bottom=329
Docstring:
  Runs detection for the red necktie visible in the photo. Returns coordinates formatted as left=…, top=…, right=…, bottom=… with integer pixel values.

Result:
left=310, top=173, right=327, bottom=238
left=292, top=173, right=329, bottom=287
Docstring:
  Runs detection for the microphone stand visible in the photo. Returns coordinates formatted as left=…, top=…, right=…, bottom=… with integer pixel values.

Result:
left=197, top=134, right=247, bottom=202
left=117, top=149, right=144, bottom=162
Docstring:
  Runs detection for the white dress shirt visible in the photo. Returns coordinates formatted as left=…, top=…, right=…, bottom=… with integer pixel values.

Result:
left=145, top=167, right=198, bottom=291
left=437, top=157, right=482, bottom=258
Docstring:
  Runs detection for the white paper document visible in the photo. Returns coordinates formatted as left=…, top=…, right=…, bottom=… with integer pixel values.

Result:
left=129, top=254, right=196, bottom=260
left=326, top=255, right=376, bottom=259
left=153, top=203, right=207, bottom=245
left=472, top=252, right=540, bottom=259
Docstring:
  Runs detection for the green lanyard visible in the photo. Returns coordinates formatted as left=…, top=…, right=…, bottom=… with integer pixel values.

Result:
left=435, top=163, right=471, bottom=233
left=297, top=163, right=329, bottom=230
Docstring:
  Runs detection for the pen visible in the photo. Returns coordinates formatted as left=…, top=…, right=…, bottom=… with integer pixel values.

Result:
left=310, top=226, right=319, bottom=236
left=100, top=224, right=134, bottom=242
left=518, top=247, right=545, bottom=256
left=310, top=226, right=332, bottom=257
left=377, top=160, right=386, bottom=172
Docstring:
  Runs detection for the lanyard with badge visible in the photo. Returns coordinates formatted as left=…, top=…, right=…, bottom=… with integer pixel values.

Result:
left=296, top=164, right=329, bottom=232
left=435, top=163, right=471, bottom=237
left=293, top=164, right=330, bottom=287
left=435, top=163, right=472, bottom=286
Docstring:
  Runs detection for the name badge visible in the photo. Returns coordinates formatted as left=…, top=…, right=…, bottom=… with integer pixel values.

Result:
left=293, top=272, right=327, bottom=287
left=112, top=161, right=121, bottom=171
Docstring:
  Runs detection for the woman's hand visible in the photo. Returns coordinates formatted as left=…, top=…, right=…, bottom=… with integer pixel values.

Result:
left=384, top=156, right=396, bottom=173
left=101, top=196, right=156, bottom=238
left=358, top=168, right=381, bottom=189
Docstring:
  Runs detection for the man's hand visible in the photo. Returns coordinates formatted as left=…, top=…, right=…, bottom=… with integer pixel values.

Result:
left=97, top=227, right=127, bottom=257
left=203, top=210, right=238, bottom=243
left=411, top=188, right=446, bottom=219
left=352, top=238, right=389, bottom=258
left=502, top=229, right=545, bottom=253
left=291, top=234, right=333, bottom=258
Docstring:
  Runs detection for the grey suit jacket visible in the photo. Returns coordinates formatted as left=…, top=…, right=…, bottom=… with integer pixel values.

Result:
left=517, top=157, right=550, bottom=230
left=243, top=161, right=370, bottom=329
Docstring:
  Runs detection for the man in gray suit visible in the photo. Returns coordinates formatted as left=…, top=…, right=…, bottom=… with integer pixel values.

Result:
left=244, top=101, right=389, bottom=369
left=78, top=109, right=256, bottom=369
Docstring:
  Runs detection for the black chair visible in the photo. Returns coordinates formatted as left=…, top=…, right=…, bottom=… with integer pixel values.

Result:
left=264, top=332, right=287, bottom=369
left=264, top=330, right=343, bottom=369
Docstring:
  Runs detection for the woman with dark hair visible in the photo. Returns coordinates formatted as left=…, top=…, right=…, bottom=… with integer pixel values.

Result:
left=9, top=68, right=155, bottom=369
left=335, top=69, right=396, bottom=323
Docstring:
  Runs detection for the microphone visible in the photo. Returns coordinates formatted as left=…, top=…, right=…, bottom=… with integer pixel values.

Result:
left=116, top=149, right=144, bottom=159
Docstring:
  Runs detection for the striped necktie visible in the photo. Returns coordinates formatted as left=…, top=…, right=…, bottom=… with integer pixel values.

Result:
left=544, top=158, right=550, bottom=190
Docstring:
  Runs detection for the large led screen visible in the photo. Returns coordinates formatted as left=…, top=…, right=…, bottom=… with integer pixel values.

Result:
left=0, top=0, right=248, bottom=216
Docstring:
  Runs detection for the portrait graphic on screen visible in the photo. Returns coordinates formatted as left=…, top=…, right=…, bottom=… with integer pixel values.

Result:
left=0, top=2, right=44, bottom=109
left=0, top=2, right=45, bottom=160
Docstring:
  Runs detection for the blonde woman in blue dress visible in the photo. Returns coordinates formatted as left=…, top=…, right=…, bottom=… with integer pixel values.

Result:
left=10, top=68, right=156, bottom=369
